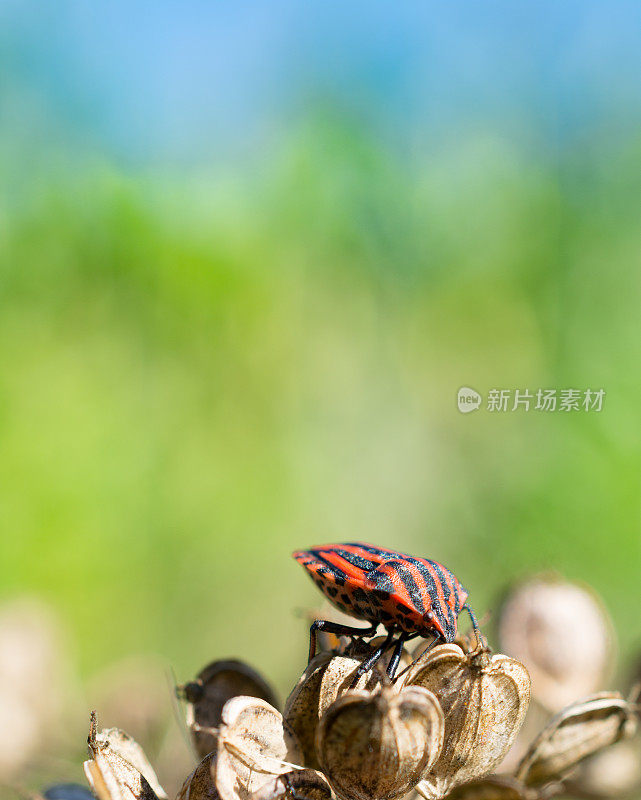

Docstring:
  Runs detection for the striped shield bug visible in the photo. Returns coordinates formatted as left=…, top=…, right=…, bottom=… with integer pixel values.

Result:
left=293, top=542, right=479, bottom=680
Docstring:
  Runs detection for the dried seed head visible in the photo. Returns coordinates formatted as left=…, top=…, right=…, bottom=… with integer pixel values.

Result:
left=179, top=660, right=279, bottom=760
left=250, top=770, right=332, bottom=800
left=498, top=577, right=613, bottom=713
left=84, top=714, right=167, bottom=800
left=283, top=651, right=383, bottom=769
left=516, top=692, right=638, bottom=786
left=316, top=685, right=444, bottom=800
left=177, top=753, right=219, bottom=800
left=563, top=735, right=641, bottom=799
left=213, top=696, right=303, bottom=800
left=402, top=644, right=530, bottom=800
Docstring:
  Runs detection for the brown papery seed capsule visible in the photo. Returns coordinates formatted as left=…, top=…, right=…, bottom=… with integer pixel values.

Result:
left=403, top=644, right=530, bottom=800
left=516, top=692, right=638, bottom=787
left=179, top=660, right=279, bottom=760
left=316, top=685, right=444, bottom=800
left=213, top=696, right=303, bottom=800
left=498, top=577, right=613, bottom=713
left=83, top=714, right=167, bottom=800
left=250, top=769, right=332, bottom=800
left=283, top=652, right=382, bottom=769
left=442, top=776, right=551, bottom=800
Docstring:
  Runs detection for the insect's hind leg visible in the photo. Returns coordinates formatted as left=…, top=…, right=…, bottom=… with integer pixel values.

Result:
left=308, top=619, right=378, bottom=662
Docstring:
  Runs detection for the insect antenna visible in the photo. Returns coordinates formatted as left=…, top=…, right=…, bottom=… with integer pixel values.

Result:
left=392, top=634, right=443, bottom=683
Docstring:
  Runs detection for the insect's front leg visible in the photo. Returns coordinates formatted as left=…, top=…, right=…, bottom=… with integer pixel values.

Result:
left=349, top=628, right=395, bottom=687
left=386, top=632, right=409, bottom=679
left=308, top=619, right=378, bottom=661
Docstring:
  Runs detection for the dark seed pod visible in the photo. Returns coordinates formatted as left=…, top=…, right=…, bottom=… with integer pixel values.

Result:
left=179, top=660, right=279, bottom=759
left=183, top=682, right=205, bottom=704
left=516, top=692, right=638, bottom=786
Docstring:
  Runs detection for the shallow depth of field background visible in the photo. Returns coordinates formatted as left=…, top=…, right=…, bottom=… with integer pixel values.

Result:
left=1, top=1, right=641, bottom=788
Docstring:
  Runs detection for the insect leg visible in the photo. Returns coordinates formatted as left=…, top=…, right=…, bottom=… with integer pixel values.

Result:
left=308, top=620, right=378, bottom=662
left=349, top=628, right=395, bottom=687
left=386, top=632, right=409, bottom=679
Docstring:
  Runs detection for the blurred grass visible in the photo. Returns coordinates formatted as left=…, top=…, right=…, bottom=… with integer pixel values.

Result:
left=0, top=119, right=640, bottom=696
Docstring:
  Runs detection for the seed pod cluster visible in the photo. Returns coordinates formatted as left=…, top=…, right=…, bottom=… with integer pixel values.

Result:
left=64, top=571, right=641, bottom=800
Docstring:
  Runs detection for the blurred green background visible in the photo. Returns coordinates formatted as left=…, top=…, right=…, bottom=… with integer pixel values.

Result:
left=1, top=0, right=641, bottom=730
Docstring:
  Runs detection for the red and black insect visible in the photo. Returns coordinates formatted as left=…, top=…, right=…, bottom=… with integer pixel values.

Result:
left=293, top=542, right=479, bottom=680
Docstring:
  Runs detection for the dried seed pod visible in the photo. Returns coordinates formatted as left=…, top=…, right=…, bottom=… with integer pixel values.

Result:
left=498, top=577, right=613, bottom=713
left=283, top=651, right=382, bottom=768
left=440, top=776, right=548, bottom=800
left=84, top=714, right=166, bottom=800
left=563, top=735, right=641, bottom=799
left=516, top=692, right=638, bottom=786
left=403, top=644, right=530, bottom=800
left=179, top=660, right=279, bottom=759
left=177, top=753, right=219, bottom=800
left=251, top=770, right=332, bottom=800
left=316, top=685, right=444, bottom=800
left=213, top=696, right=303, bottom=800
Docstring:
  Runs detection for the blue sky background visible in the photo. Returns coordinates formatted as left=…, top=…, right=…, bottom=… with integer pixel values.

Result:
left=3, top=0, right=641, bottom=166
